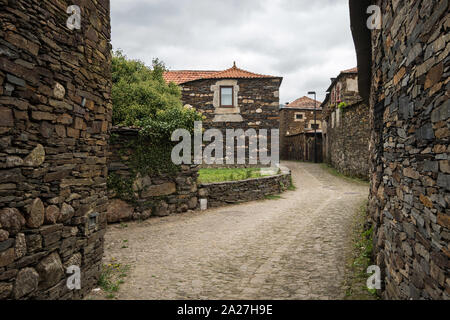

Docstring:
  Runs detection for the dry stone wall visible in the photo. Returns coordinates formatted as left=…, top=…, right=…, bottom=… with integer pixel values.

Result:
left=199, top=167, right=291, bottom=208
left=323, top=102, right=370, bottom=179
left=0, top=0, right=111, bottom=299
left=107, top=128, right=199, bottom=222
left=368, top=0, right=449, bottom=300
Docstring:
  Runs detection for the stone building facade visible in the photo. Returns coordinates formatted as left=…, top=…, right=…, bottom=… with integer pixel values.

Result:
left=164, top=64, right=282, bottom=166
left=350, top=0, right=449, bottom=299
left=280, top=96, right=323, bottom=162
left=0, top=0, right=111, bottom=299
left=321, top=68, right=370, bottom=179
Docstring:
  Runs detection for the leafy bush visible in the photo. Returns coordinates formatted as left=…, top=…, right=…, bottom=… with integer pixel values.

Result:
left=111, top=50, right=202, bottom=128
left=338, top=101, right=348, bottom=110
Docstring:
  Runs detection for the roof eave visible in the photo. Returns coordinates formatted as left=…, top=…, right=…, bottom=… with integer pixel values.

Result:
left=349, top=0, right=372, bottom=104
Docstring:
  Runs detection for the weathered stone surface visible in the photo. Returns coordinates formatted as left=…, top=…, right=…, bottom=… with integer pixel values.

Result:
left=53, top=82, right=65, bottom=100
left=141, top=182, right=177, bottom=198
left=45, top=205, right=60, bottom=224
left=15, top=233, right=26, bottom=259
left=0, top=282, right=13, bottom=299
left=106, top=199, right=134, bottom=223
left=59, top=203, right=74, bottom=222
left=0, top=248, right=15, bottom=267
left=0, top=208, right=25, bottom=236
left=154, top=201, right=169, bottom=217
left=0, top=107, right=13, bottom=127
left=63, top=253, right=82, bottom=269
left=23, top=144, right=45, bottom=167
left=0, top=229, right=9, bottom=242
left=36, top=252, right=64, bottom=289
left=13, top=267, right=39, bottom=299
left=26, top=198, right=45, bottom=228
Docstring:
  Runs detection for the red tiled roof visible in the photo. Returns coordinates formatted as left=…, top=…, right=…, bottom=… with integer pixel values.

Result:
left=163, top=70, right=218, bottom=85
left=285, top=96, right=322, bottom=110
left=163, top=62, right=281, bottom=85
left=341, top=67, right=358, bottom=74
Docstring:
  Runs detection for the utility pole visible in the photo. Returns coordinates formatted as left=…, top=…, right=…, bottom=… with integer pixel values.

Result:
left=308, top=91, right=318, bottom=163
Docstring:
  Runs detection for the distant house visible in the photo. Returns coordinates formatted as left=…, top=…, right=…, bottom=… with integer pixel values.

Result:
left=164, top=63, right=283, bottom=166
left=321, top=67, right=370, bottom=179
left=280, top=96, right=323, bottom=162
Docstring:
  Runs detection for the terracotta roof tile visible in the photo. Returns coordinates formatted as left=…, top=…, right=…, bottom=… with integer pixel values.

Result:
left=163, top=70, right=218, bottom=85
left=285, top=96, right=322, bottom=110
left=163, top=62, right=281, bottom=85
left=341, top=67, right=358, bottom=74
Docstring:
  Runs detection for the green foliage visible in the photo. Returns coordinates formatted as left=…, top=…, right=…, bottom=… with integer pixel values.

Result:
left=337, top=101, right=348, bottom=110
left=98, top=263, right=130, bottom=299
left=344, top=201, right=379, bottom=300
left=112, top=50, right=202, bottom=127
left=198, top=168, right=272, bottom=184
left=109, top=50, right=203, bottom=202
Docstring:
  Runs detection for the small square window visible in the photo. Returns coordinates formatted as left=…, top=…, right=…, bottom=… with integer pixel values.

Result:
left=220, top=86, right=233, bottom=107
left=295, top=114, right=303, bottom=120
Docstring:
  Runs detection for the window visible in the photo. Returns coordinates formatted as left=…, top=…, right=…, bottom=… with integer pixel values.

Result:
left=220, top=86, right=233, bottom=107
left=311, top=123, right=320, bottom=130
left=295, top=114, right=303, bottom=120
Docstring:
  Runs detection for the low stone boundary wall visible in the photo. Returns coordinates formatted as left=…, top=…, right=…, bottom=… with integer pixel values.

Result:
left=107, top=127, right=199, bottom=223
left=198, top=167, right=292, bottom=208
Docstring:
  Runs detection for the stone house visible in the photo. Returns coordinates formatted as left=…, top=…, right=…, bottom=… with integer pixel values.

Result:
left=280, top=96, right=323, bottom=162
left=164, top=63, right=282, bottom=166
left=321, top=67, right=370, bottom=179
left=350, top=0, right=449, bottom=299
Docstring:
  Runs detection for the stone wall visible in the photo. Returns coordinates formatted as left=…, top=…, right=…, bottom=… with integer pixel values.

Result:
left=323, top=102, right=370, bottom=179
left=107, top=128, right=199, bottom=222
left=199, top=167, right=291, bottom=208
left=180, top=78, right=281, bottom=166
left=0, top=0, right=111, bottom=299
left=366, top=0, right=449, bottom=299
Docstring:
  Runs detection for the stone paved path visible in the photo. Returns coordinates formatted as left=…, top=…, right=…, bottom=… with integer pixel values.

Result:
left=93, top=162, right=369, bottom=300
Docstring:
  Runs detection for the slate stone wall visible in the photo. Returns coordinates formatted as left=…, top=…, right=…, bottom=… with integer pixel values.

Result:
left=323, top=102, right=370, bottom=179
left=180, top=78, right=281, bottom=167
left=107, top=128, right=199, bottom=222
left=198, top=167, right=291, bottom=208
left=368, top=0, right=449, bottom=299
left=0, top=0, right=111, bottom=299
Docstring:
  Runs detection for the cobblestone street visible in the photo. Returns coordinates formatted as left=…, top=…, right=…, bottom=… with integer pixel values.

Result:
left=93, top=162, right=369, bottom=300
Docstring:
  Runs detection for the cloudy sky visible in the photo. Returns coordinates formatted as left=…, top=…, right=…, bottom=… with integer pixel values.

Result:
left=111, top=0, right=357, bottom=103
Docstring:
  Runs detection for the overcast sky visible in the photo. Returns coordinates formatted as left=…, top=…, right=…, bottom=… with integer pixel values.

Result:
left=111, top=0, right=357, bottom=103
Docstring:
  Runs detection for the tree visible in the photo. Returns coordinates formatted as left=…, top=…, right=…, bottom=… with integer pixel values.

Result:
left=111, top=50, right=201, bottom=130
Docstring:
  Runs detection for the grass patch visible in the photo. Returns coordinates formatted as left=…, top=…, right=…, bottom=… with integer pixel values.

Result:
left=198, top=168, right=276, bottom=184
left=264, top=194, right=282, bottom=200
left=98, top=262, right=130, bottom=299
left=343, top=201, right=379, bottom=300
left=320, top=163, right=369, bottom=185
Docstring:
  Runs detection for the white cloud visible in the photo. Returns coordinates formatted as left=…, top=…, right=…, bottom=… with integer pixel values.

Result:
left=111, top=0, right=357, bottom=102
